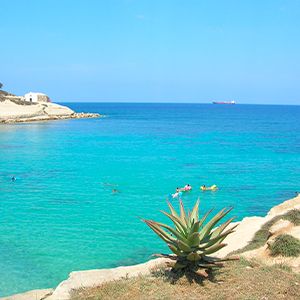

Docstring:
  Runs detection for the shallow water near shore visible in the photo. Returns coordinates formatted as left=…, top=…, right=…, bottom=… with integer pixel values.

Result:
left=0, top=103, right=299, bottom=296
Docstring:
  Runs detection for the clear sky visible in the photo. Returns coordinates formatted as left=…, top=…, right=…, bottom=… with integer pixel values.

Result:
left=1, top=0, right=300, bottom=104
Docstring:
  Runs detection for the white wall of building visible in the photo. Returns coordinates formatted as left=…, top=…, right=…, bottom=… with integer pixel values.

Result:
left=24, top=92, right=50, bottom=103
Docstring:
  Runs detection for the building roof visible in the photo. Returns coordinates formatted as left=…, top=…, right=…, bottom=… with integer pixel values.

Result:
left=25, top=92, right=48, bottom=95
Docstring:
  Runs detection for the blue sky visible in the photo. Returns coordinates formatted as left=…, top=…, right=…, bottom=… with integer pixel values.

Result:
left=1, top=0, right=300, bottom=104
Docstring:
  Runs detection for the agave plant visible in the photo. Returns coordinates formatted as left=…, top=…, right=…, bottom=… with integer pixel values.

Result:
left=142, top=199, right=238, bottom=276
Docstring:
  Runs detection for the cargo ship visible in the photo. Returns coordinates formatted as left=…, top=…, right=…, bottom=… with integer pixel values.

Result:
left=212, top=100, right=235, bottom=104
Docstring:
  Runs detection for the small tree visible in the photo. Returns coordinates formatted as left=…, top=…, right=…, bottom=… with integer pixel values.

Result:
left=0, top=82, right=3, bottom=89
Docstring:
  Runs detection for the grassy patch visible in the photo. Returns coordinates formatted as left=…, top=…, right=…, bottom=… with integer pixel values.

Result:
left=270, top=234, right=300, bottom=257
left=233, top=209, right=300, bottom=254
left=70, top=260, right=300, bottom=300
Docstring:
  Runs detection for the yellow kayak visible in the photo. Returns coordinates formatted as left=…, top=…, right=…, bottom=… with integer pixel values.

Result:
left=200, top=185, right=218, bottom=191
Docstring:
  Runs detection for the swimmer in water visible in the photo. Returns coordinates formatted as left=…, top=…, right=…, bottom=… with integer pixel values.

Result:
left=11, top=176, right=16, bottom=182
left=112, top=189, right=119, bottom=194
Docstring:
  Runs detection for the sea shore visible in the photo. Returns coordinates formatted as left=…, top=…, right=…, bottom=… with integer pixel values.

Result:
left=0, top=99, right=100, bottom=123
left=1, top=194, right=299, bottom=300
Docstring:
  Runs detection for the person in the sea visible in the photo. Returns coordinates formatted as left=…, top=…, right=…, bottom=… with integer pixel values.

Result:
left=11, top=176, right=16, bottom=182
left=112, top=189, right=119, bottom=194
left=184, top=184, right=192, bottom=191
left=172, top=191, right=182, bottom=199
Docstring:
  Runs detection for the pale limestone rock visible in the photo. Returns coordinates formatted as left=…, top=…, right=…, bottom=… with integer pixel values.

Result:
left=0, top=100, right=44, bottom=118
left=0, top=99, right=100, bottom=123
left=43, top=103, right=74, bottom=116
left=269, top=219, right=293, bottom=235
left=0, top=289, right=53, bottom=300
left=240, top=198, right=300, bottom=273
left=215, top=217, right=266, bottom=258
left=268, top=195, right=300, bottom=217
left=289, top=226, right=300, bottom=240
left=242, top=246, right=300, bottom=273
left=47, top=258, right=170, bottom=300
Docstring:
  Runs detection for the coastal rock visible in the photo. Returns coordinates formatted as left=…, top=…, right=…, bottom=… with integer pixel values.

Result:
left=0, top=289, right=53, bottom=300
left=46, top=258, right=171, bottom=300
left=43, top=103, right=74, bottom=116
left=268, top=195, right=300, bottom=217
left=241, top=196, right=300, bottom=272
left=0, top=100, right=45, bottom=119
left=269, top=219, right=293, bottom=235
left=0, top=99, right=101, bottom=123
left=215, top=216, right=266, bottom=258
left=290, top=226, right=300, bottom=240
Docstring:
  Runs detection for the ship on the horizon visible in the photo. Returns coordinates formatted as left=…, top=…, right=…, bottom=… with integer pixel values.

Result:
left=212, top=100, right=236, bottom=105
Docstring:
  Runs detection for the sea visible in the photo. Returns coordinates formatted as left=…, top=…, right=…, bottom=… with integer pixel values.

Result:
left=0, top=103, right=299, bottom=296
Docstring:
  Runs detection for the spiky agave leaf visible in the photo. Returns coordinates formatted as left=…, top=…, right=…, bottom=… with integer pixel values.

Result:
left=179, top=200, right=188, bottom=226
left=210, top=217, right=236, bottom=239
left=160, top=210, right=188, bottom=236
left=143, top=199, right=237, bottom=275
left=189, top=199, right=200, bottom=222
left=199, top=224, right=238, bottom=249
left=202, top=243, right=227, bottom=255
left=198, top=207, right=233, bottom=242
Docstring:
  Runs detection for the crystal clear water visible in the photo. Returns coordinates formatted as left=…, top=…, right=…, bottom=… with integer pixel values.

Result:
left=0, top=103, right=299, bottom=296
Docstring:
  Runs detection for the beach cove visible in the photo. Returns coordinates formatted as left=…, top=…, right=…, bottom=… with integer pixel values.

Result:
left=2, top=194, right=300, bottom=300
left=0, top=103, right=300, bottom=296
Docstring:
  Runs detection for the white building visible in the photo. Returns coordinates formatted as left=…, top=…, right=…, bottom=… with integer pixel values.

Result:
left=24, top=92, right=50, bottom=103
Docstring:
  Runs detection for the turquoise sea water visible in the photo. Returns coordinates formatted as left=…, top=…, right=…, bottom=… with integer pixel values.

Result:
left=0, top=103, right=299, bottom=296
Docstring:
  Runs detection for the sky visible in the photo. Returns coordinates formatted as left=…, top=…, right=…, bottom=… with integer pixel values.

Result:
left=0, top=0, right=300, bottom=104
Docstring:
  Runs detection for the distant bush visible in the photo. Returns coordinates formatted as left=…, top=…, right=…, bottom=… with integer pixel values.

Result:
left=0, top=82, right=2, bottom=89
left=270, top=234, right=300, bottom=257
left=283, top=209, right=300, bottom=226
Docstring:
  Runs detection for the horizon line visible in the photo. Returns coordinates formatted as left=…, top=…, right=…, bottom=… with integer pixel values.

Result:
left=57, top=101, right=300, bottom=106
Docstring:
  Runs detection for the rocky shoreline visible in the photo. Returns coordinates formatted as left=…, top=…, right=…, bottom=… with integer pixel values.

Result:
left=1, top=195, right=299, bottom=300
left=0, top=99, right=101, bottom=123
left=0, top=112, right=101, bottom=124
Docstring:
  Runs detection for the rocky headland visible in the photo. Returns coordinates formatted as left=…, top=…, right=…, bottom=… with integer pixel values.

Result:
left=0, top=90, right=100, bottom=123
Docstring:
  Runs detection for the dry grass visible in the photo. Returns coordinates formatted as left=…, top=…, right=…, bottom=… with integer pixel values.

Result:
left=70, top=259, right=300, bottom=300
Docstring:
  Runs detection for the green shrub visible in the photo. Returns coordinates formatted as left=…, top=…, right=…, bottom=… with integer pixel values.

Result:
left=283, top=209, right=300, bottom=226
left=270, top=234, right=300, bottom=257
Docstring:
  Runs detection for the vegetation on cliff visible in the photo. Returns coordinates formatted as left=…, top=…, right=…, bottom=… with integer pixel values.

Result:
left=142, top=200, right=237, bottom=277
left=270, top=234, right=300, bottom=257
left=234, top=209, right=300, bottom=253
